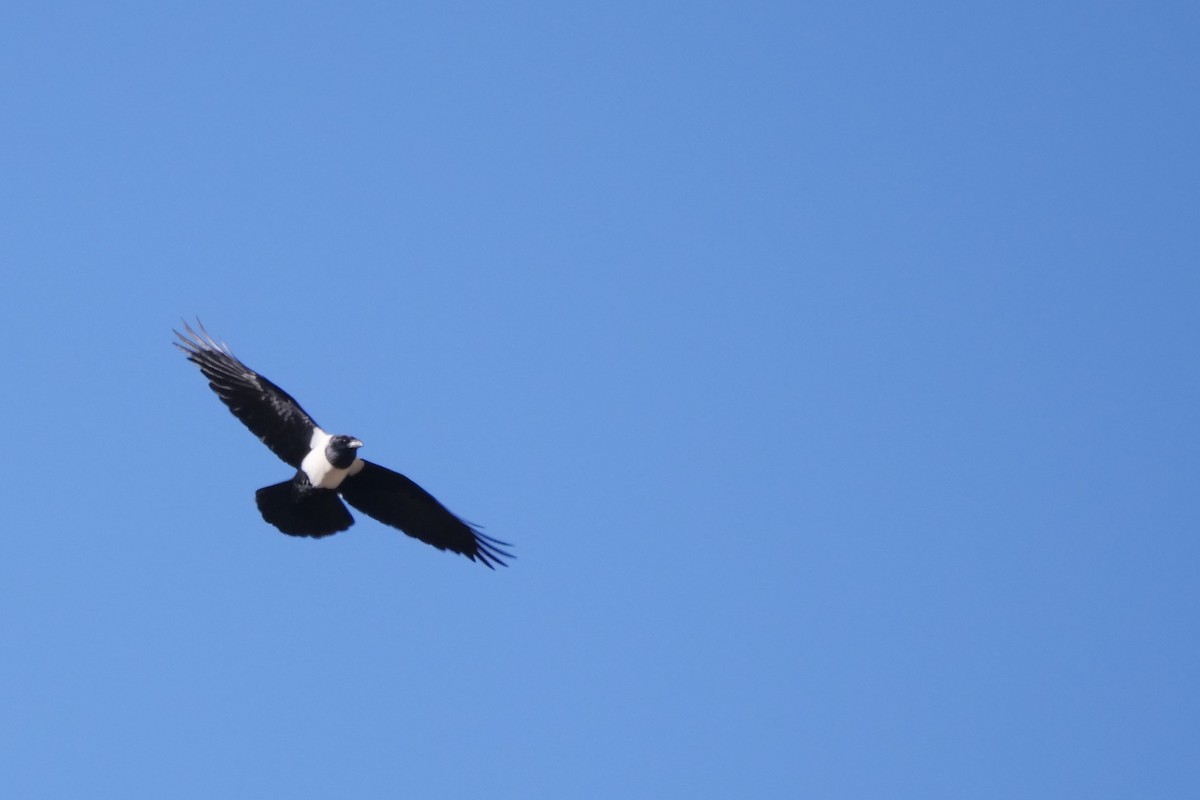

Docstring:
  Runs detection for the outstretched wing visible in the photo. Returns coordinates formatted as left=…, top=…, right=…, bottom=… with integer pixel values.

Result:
left=339, top=461, right=513, bottom=568
left=175, top=320, right=320, bottom=468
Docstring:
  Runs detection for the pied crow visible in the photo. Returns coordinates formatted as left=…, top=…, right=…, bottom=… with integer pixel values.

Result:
left=175, top=321, right=511, bottom=568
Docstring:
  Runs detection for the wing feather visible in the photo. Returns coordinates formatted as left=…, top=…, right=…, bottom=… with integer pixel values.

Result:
left=339, top=461, right=513, bottom=568
left=175, top=320, right=319, bottom=468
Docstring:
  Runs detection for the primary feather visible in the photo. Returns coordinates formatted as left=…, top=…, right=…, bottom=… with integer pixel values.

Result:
left=174, top=321, right=318, bottom=468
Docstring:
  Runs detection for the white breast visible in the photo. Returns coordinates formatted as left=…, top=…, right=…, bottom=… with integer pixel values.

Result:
left=300, top=428, right=359, bottom=490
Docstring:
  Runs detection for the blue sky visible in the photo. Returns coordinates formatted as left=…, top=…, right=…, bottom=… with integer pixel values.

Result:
left=1, top=2, right=1197, bottom=797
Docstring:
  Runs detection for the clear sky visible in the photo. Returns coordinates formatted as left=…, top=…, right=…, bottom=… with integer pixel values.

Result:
left=1, top=2, right=1197, bottom=797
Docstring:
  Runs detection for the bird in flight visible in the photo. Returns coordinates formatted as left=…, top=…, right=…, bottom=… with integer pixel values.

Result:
left=174, top=321, right=512, bottom=568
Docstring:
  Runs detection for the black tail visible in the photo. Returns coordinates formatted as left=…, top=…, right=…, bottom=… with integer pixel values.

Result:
left=255, top=472, right=354, bottom=538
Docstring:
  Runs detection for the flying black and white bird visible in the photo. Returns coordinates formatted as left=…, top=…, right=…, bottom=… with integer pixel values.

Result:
left=175, top=321, right=511, bottom=568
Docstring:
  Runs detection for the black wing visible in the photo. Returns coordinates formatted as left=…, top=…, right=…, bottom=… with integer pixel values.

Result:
left=339, top=461, right=513, bottom=568
left=174, top=320, right=319, bottom=468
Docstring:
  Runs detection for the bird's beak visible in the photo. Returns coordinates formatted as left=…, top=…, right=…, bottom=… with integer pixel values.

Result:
left=349, top=439, right=364, bottom=449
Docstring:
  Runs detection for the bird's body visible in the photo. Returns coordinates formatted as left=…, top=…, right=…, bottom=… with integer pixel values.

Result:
left=174, top=321, right=511, bottom=568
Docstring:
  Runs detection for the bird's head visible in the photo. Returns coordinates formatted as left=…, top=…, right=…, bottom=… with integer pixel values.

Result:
left=326, top=434, right=364, bottom=469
